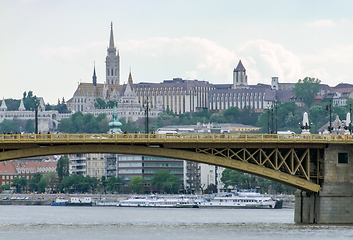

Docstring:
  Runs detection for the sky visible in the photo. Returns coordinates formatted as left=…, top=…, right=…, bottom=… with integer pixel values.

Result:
left=1, top=0, right=353, bottom=104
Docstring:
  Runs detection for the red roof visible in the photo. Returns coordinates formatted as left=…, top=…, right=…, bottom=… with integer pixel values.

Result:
left=0, top=162, right=17, bottom=174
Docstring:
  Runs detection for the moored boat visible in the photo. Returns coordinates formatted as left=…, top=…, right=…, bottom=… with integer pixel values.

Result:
left=67, top=197, right=92, bottom=206
left=117, top=195, right=199, bottom=208
left=51, top=197, right=68, bottom=206
left=198, top=191, right=281, bottom=209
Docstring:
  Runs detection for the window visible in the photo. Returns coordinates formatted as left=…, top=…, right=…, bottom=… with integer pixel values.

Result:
left=338, top=153, right=348, bottom=164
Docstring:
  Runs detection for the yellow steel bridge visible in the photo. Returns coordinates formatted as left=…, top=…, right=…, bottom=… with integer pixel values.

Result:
left=1, top=133, right=352, bottom=193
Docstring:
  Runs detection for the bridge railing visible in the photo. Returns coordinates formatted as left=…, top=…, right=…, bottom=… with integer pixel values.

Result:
left=0, top=133, right=352, bottom=143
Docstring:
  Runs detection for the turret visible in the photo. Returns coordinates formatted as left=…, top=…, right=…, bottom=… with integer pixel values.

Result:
left=106, top=22, right=120, bottom=85
left=233, top=60, right=248, bottom=89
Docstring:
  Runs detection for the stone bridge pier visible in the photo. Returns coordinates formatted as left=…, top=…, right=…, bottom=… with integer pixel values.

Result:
left=295, top=144, right=353, bottom=224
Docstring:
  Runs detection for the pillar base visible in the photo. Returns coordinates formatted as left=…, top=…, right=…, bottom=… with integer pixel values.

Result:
left=294, top=183, right=353, bottom=224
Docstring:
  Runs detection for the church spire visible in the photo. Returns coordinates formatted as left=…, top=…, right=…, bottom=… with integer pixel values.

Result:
left=106, top=22, right=120, bottom=85
left=107, top=22, right=116, bottom=56
left=109, top=22, right=115, bottom=49
left=128, top=67, right=133, bottom=84
left=92, top=62, right=97, bottom=86
left=0, top=98, right=7, bottom=111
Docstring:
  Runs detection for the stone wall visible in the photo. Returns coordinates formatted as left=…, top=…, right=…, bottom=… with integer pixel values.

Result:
left=295, top=144, right=353, bottom=223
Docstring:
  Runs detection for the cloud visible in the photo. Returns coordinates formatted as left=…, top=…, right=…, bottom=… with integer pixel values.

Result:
left=39, top=41, right=105, bottom=60
left=118, top=37, right=237, bottom=82
left=306, top=19, right=336, bottom=27
left=236, top=39, right=302, bottom=83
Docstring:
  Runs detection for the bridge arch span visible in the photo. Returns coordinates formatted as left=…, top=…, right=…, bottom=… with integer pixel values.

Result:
left=0, top=144, right=320, bottom=192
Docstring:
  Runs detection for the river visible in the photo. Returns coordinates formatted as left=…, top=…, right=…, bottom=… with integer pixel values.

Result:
left=0, top=206, right=352, bottom=240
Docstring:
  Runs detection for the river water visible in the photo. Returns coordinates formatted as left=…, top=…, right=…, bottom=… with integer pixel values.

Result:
left=0, top=206, right=352, bottom=240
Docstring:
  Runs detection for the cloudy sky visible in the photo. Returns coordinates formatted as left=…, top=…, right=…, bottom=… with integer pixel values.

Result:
left=1, top=0, right=353, bottom=104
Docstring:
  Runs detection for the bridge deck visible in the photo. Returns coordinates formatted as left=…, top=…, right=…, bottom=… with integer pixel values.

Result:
left=0, top=133, right=352, bottom=145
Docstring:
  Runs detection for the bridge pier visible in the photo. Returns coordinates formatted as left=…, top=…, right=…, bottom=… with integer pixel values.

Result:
left=295, top=144, right=353, bottom=224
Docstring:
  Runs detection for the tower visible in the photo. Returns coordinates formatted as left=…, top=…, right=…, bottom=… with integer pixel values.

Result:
left=271, top=77, right=278, bottom=90
left=106, top=22, right=120, bottom=85
left=233, top=60, right=248, bottom=89
left=92, top=64, right=97, bottom=87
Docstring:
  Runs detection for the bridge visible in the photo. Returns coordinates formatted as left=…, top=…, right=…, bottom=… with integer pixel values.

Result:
left=0, top=132, right=352, bottom=224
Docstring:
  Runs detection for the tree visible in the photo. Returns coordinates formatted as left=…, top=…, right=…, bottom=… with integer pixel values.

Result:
left=100, top=176, right=108, bottom=193
left=25, top=119, right=35, bottom=133
left=29, top=173, right=42, bottom=192
left=43, top=172, right=58, bottom=193
left=57, top=155, right=69, bottom=184
left=150, top=170, right=181, bottom=194
left=0, top=119, right=20, bottom=133
left=293, top=77, right=321, bottom=108
left=129, top=176, right=145, bottom=193
left=106, top=176, right=123, bottom=193
left=11, top=177, right=27, bottom=193
left=223, top=107, right=240, bottom=123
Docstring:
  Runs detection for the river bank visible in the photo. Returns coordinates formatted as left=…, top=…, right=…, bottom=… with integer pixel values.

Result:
left=0, top=193, right=295, bottom=207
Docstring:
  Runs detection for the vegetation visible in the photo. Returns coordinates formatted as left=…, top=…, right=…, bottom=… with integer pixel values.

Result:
left=57, top=112, right=109, bottom=133
left=220, top=169, right=295, bottom=195
left=150, top=170, right=181, bottom=194
left=56, top=155, right=69, bottom=185
left=129, top=176, right=145, bottom=194
left=94, top=98, right=117, bottom=109
left=293, top=77, right=321, bottom=107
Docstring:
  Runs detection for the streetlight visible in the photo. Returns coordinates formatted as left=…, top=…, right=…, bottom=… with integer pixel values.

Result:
left=34, top=96, right=40, bottom=134
left=326, top=100, right=333, bottom=133
left=142, top=96, right=151, bottom=134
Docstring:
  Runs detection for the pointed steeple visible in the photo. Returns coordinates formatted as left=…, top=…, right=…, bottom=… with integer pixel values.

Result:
left=92, top=63, right=97, bottom=86
left=106, top=22, right=120, bottom=85
left=18, top=98, right=26, bottom=111
left=234, top=60, right=246, bottom=72
left=107, top=22, right=117, bottom=56
left=0, top=98, right=7, bottom=111
left=128, top=67, right=133, bottom=84
left=233, top=60, right=248, bottom=89
left=109, top=22, right=115, bottom=49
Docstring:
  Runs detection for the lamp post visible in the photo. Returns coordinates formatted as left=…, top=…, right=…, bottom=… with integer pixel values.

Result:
left=142, top=96, right=150, bottom=134
left=34, top=96, right=40, bottom=134
left=326, top=100, right=333, bottom=133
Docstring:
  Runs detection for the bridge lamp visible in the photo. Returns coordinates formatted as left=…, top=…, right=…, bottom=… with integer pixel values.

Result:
left=34, top=96, right=41, bottom=134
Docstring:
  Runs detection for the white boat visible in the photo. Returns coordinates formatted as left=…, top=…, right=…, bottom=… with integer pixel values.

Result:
left=51, top=197, right=68, bottom=206
left=198, top=191, right=281, bottom=209
left=117, top=195, right=199, bottom=208
left=67, top=197, right=92, bottom=206
left=117, top=196, right=151, bottom=207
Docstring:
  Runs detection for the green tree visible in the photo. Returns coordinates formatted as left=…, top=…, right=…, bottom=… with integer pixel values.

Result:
left=129, top=176, right=145, bottom=193
left=25, top=119, right=35, bottom=133
left=11, top=177, right=27, bottom=193
left=29, top=173, right=42, bottom=192
left=56, top=155, right=69, bottom=184
left=293, top=77, right=321, bottom=108
left=106, top=176, right=123, bottom=193
left=223, top=107, right=240, bottom=123
left=0, top=119, right=20, bottom=133
left=94, top=98, right=108, bottom=109
left=100, top=176, right=108, bottom=193
left=0, top=184, right=10, bottom=191
left=150, top=170, right=181, bottom=194
left=43, top=172, right=58, bottom=193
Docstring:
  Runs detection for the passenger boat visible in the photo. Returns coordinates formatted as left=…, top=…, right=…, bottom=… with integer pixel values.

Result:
left=117, top=195, right=199, bottom=208
left=198, top=191, right=282, bottom=209
left=67, top=197, right=93, bottom=206
left=51, top=197, right=68, bottom=206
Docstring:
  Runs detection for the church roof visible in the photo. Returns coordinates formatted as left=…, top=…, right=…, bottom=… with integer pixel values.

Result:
left=234, top=60, right=246, bottom=72
left=18, top=98, right=26, bottom=111
left=0, top=98, right=7, bottom=111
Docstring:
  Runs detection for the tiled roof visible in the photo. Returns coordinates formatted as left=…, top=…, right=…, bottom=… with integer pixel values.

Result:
left=0, top=162, right=17, bottom=173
